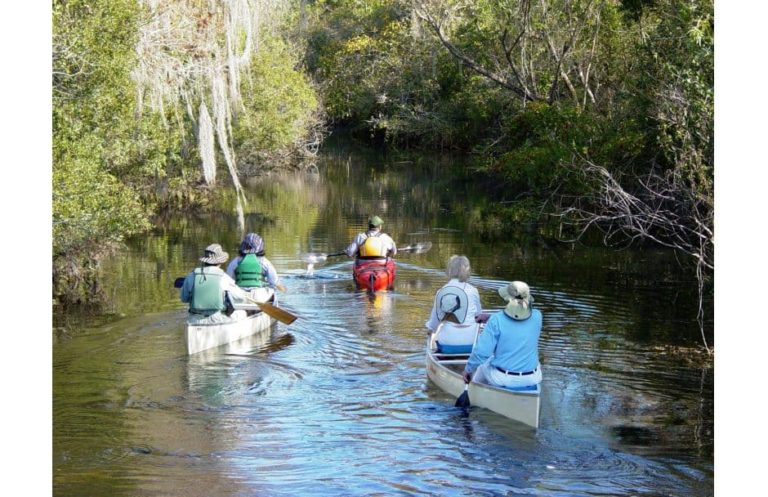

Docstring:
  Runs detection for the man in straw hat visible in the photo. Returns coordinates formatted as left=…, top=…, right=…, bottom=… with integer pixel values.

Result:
left=462, top=281, right=543, bottom=389
left=180, top=243, right=248, bottom=324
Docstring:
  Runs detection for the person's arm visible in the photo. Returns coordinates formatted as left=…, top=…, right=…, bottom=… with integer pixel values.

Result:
left=222, top=273, right=247, bottom=300
left=262, top=258, right=287, bottom=292
left=425, top=301, right=439, bottom=332
left=180, top=273, right=194, bottom=303
left=344, top=233, right=364, bottom=257
left=225, top=257, right=240, bottom=279
left=386, top=234, right=397, bottom=257
left=463, top=315, right=499, bottom=379
left=469, top=286, right=482, bottom=319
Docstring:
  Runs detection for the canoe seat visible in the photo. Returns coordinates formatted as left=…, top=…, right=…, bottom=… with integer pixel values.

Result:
left=434, top=323, right=477, bottom=355
left=500, top=384, right=538, bottom=392
left=434, top=352, right=470, bottom=359
left=436, top=342, right=473, bottom=354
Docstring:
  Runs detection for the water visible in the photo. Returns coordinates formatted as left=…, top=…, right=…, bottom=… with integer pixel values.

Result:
left=53, top=143, right=713, bottom=496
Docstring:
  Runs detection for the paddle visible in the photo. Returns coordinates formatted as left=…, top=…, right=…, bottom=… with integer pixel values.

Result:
left=173, top=277, right=297, bottom=325
left=241, top=296, right=297, bottom=325
left=299, top=241, right=432, bottom=264
left=299, top=251, right=346, bottom=264
left=398, top=241, right=433, bottom=254
left=455, top=383, right=471, bottom=408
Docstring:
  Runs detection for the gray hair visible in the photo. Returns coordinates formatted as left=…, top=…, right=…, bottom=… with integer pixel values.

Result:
left=446, top=255, right=471, bottom=282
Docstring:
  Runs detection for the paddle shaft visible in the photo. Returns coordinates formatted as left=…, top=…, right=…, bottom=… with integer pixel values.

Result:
left=398, top=241, right=432, bottom=254
left=302, top=242, right=431, bottom=264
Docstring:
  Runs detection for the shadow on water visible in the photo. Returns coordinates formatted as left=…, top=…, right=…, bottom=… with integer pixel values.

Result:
left=53, top=142, right=713, bottom=497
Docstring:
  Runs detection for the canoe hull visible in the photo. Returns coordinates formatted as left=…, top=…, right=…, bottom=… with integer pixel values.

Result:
left=425, top=335, right=541, bottom=428
left=353, top=259, right=396, bottom=292
left=185, top=311, right=275, bottom=355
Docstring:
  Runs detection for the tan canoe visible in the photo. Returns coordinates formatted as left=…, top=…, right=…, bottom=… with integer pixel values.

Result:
left=425, top=328, right=541, bottom=429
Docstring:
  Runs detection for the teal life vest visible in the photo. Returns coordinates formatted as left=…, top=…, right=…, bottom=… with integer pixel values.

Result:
left=235, top=254, right=267, bottom=288
left=190, top=268, right=226, bottom=314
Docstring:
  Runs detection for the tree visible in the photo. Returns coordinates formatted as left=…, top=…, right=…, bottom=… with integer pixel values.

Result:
left=559, top=0, right=714, bottom=352
left=413, top=0, right=623, bottom=110
left=53, top=0, right=158, bottom=304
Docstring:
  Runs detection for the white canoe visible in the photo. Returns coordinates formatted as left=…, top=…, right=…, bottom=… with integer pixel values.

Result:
left=425, top=326, right=541, bottom=429
left=185, top=310, right=275, bottom=355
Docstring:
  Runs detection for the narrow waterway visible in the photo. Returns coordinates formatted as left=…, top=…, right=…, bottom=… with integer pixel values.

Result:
left=53, top=142, right=713, bottom=496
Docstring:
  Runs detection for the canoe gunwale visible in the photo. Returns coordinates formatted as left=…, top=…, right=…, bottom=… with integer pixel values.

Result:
left=186, top=309, right=264, bottom=328
left=185, top=311, right=275, bottom=355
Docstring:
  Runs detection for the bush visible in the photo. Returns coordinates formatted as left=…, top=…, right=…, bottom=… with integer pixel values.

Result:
left=233, top=34, right=321, bottom=172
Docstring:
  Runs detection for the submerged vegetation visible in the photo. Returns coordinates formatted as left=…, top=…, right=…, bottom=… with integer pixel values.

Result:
left=53, top=0, right=712, bottom=349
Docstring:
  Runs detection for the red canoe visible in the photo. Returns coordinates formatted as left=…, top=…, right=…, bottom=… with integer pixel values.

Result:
left=353, top=258, right=396, bottom=292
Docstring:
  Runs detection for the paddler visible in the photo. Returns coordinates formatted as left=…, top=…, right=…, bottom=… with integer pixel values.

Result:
left=180, top=243, right=248, bottom=324
left=344, top=215, right=397, bottom=260
left=226, top=232, right=286, bottom=303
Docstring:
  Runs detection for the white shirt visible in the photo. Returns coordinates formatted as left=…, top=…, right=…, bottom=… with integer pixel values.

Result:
left=425, top=279, right=482, bottom=331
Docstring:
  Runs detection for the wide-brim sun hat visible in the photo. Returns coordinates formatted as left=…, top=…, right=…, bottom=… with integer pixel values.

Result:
left=368, top=215, right=384, bottom=227
left=499, top=281, right=533, bottom=320
left=199, top=243, right=229, bottom=264
left=436, top=286, right=469, bottom=324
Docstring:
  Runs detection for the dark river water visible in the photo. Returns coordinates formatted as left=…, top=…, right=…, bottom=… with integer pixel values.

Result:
left=53, top=142, right=714, bottom=496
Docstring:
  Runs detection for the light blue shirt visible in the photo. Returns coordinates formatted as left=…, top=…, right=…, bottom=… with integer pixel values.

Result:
left=465, top=309, right=542, bottom=374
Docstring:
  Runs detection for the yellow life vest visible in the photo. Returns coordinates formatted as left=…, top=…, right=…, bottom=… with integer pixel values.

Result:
left=359, top=234, right=388, bottom=258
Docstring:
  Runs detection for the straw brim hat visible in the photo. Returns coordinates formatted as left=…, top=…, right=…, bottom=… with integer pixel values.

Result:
left=436, top=287, right=469, bottom=324
left=499, top=281, right=533, bottom=320
left=199, top=243, right=229, bottom=265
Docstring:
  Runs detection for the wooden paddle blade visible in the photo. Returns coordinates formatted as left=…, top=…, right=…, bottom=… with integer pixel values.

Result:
left=256, top=301, right=298, bottom=325
left=455, top=383, right=471, bottom=408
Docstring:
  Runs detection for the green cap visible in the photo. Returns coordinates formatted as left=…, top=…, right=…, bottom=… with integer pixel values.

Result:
left=368, top=215, right=384, bottom=227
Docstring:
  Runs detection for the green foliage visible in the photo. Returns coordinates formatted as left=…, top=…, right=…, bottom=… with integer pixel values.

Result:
left=53, top=142, right=152, bottom=255
left=52, top=136, right=152, bottom=304
left=638, top=0, right=713, bottom=194
left=53, top=0, right=186, bottom=304
left=233, top=34, right=320, bottom=165
left=304, top=0, right=497, bottom=146
left=477, top=102, right=644, bottom=195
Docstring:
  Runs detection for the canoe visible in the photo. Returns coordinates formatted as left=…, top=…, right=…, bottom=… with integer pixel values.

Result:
left=425, top=323, right=541, bottom=428
left=185, top=308, right=275, bottom=355
left=352, top=258, right=396, bottom=292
